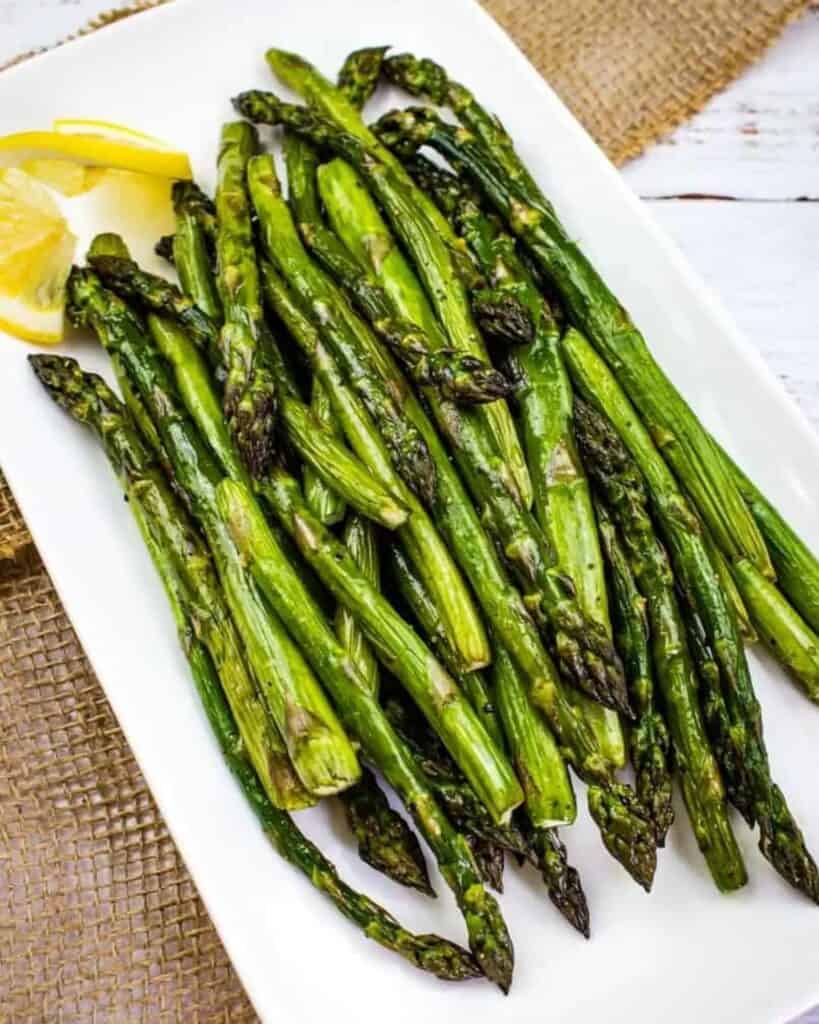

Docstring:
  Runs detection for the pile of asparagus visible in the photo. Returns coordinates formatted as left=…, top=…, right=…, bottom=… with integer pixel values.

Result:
left=31, top=45, right=819, bottom=993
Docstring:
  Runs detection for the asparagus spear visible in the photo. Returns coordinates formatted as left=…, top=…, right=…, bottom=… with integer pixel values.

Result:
left=70, top=268, right=515, bottom=986
left=593, top=500, right=674, bottom=847
left=89, top=251, right=218, bottom=350
left=214, top=122, right=280, bottom=479
left=67, top=269, right=360, bottom=796
left=337, top=45, right=389, bottom=108
left=374, top=105, right=774, bottom=581
left=302, top=377, right=346, bottom=525
left=43, top=359, right=475, bottom=981
left=30, top=353, right=313, bottom=812
left=248, top=153, right=491, bottom=674
left=386, top=543, right=504, bottom=751
left=341, top=767, right=434, bottom=898
left=415, top=157, right=627, bottom=766
left=285, top=135, right=512, bottom=406
left=492, top=642, right=576, bottom=827
left=565, top=331, right=819, bottom=900
left=307, top=155, right=658, bottom=884
left=260, top=254, right=654, bottom=884
left=254, top=53, right=533, bottom=507
left=311, top=152, right=628, bottom=718
left=720, top=444, right=819, bottom=634
left=34, top=376, right=473, bottom=979
left=730, top=560, right=819, bottom=704
left=335, top=513, right=381, bottom=693
left=143, top=292, right=522, bottom=827
left=385, top=693, right=590, bottom=935
left=278, top=396, right=408, bottom=530
left=335, top=510, right=434, bottom=901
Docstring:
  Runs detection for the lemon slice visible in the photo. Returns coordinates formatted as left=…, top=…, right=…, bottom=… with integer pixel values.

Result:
left=0, top=168, right=76, bottom=344
left=19, top=159, right=98, bottom=197
left=53, top=118, right=178, bottom=152
left=0, top=128, right=191, bottom=180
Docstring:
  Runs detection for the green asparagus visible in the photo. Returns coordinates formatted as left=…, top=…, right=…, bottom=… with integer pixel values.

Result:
left=256, top=53, right=533, bottom=507
left=303, top=376, right=347, bottom=525
left=412, top=156, right=627, bottom=765
left=386, top=543, right=505, bottom=751
left=310, top=151, right=628, bottom=718
left=337, top=45, right=389, bottom=108
left=248, top=152, right=491, bottom=673
left=284, top=134, right=513, bottom=406
left=30, top=353, right=314, bottom=812
left=239, top=138, right=655, bottom=886
left=593, top=500, right=674, bottom=847
left=66, top=268, right=360, bottom=797
left=565, top=330, right=818, bottom=900
left=720, top=444, right=819, bottom=634
left=372, top=103, right=773, bottom=580
left=215, top=122, right=278, bottom=479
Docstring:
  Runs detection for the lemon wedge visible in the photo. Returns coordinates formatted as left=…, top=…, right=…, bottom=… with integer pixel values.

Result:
left=0, top=168, right=76, bottom=343
left=19, top=159, right=101, bottom=197
left=0, top=122, right=191, bottom=180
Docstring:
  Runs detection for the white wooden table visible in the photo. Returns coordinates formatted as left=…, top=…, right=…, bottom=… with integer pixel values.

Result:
left=2, top=3, right=818, bottom=1021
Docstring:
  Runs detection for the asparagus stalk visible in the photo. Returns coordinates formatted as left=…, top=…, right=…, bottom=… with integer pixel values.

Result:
left=720, top=444, right=819, bottom=634
left=47, top=358, right=475, bottom=981
left=169, top=181, right=222, bottom=322
left=385, top=693, right=590, bottom=935
left=143, top=293, right=522, bottom=827
left=700, top=521, right=757, bottom=645
left=253, top=54, right=533, bottom=507
left=279, top=396, right=408, bottom=530
left=66, top=269, right=360, bottom=796
left=730, top=560, right=819, bottom=704
left=216, top=122, right=283, bottom=479
left=341, top=767, right=434, bottom=898
left=312, top=153, right=628, bottom=718
left=308, top=155, right=657, bottom=884
left=30, top=353, right=313, bottom=812
left=70, top=269, right=515, bottom=986
left=248, top=153, right=491, bottom=674
left=45, top=389, right=473, bottom=980
left=565, top=331, right=819, bottom=900
left=373, top=79, right=771, bottom=578
left=303, top=377, right=347, bottom=525
left=491, top=643, right=576, bottom=828
left=259, top=255, right=653, bottom=883
left=333, top=510, right=434, bottom=899
left=386, top=543, right=504, bottom=750
left=284, top=135, right=513, bottom=406
left=415, top=158, right=627, bottom=766
left=89, top=251, right=218, bottom=350
left=335, top=513, right=381, bottom=694
left=337, top=45, right=389, bottom=108
left=594, top=501, right=675, bottom=846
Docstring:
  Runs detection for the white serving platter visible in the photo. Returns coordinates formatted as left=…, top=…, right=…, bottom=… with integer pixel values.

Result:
left=1, top=1, right=818, bottom=1020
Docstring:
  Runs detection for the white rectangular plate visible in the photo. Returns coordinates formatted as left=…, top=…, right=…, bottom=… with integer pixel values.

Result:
left=2, top=2, right=818, bottom=1021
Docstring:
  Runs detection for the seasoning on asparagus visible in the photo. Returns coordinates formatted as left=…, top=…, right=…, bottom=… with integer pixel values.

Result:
left=337, top=45, right=389, bottom=108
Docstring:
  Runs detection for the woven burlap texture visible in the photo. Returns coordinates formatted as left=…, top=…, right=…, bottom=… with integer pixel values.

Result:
left=0, top=1, right=810, bottom=1021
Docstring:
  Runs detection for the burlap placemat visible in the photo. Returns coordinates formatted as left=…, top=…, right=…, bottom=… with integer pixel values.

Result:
left=1, top=1, right=811, bottom=1020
